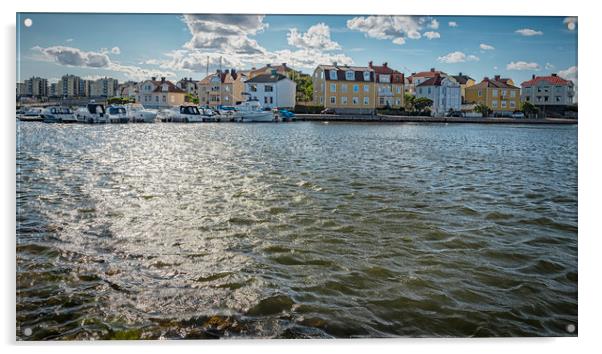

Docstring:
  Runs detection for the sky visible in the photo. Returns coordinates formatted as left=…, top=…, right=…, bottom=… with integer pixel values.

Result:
left=16, top=13, right=577, bottom=92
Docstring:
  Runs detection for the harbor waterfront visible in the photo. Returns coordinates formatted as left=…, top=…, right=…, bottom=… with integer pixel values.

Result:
left=16, top=121, right=577, bottom=339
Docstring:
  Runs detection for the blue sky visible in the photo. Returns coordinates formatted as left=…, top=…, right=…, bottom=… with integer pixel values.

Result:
left=17, top=13, right=577, bottom=89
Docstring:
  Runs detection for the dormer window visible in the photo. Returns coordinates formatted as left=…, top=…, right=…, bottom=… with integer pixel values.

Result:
left=329, top=70, right=337, bottom=80
left=363, top=71, right=371, bottom=81
left=345, top=71, right=354, bottom=80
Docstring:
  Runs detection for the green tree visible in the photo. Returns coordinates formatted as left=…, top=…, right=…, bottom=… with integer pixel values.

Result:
left=186, top=93, right=200, bottom=105
left=404, top=93, right=415, bottom=112
left=521, top=101, right=538, bottom=117
left=474, top=103, right=492, bottom=117
left=414, top=97, right=433, bottom=112
left=292, top=72, right=313, bottom=103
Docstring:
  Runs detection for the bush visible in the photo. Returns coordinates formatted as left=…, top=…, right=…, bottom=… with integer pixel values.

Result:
left=293, top=105, right=324, bottom=114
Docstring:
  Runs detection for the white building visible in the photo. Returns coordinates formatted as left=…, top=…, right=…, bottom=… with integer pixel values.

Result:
left=244, top=73, right=296, bottom=109
left=415, top=75, right=461, bottom=116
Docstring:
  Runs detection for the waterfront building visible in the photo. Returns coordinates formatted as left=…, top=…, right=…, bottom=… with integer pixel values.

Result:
left=117, top=81, right=139, bottom=99
left=406, top=68, right=447, bottom=95
left=177, top=78, right=199, bottom=96
left=369, top=61, right=405, bottom=109
left=450, top=72, right=475, bottom=103
left=465, top=75, right=521, bottom=113
left=57, top=74, right=83, bottom=97
left=198, top=69, right=246, bottom=107
left=312, top=62, right=376, bottom=114
left=520, top=74, right=575, bottom=115
left=20, top=76, right=49, bottom=97
left=136, top=77, right=187, bottom=108
left=244, top=72, right=297, bottom=109
left=49, top=82, right=58, bottom=97
left=89, top=77, right=119, bottom=97
left=247, top=63, right=295, bottom=79
left=415, top=74, right=461, bottom=116
left=16, top=82, right=26, bottom=97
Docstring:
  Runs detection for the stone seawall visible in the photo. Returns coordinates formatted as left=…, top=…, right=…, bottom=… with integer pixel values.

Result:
left=296, top=114, right=578, bottom=124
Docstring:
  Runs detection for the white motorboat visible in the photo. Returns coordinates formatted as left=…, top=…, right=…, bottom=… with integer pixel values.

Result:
left=17, top=107, right=44, bottom=122
left=199, top=107, right=220, bottom=122
left=107, top=105, right=129, bottom=124
left=41, top=106, right=77, bottom=123
left=234, top=100, right=275, bottom=123
left=126, top=103, right=157, bottom=123
left=160, top=105, right=204, bottom=123
left=75, top=102, right=108, bottom=124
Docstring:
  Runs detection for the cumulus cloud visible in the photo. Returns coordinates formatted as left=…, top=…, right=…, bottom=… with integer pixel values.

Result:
left=480, top=43, right=495, bottom=50
left=287, top=23, right=341, bottom=50
left=515, top=28, right=543, bottom=36
left=111, top=46, right=121, bottom=54
left=545, top=62, right=555, bottom=70
left=347, top=15, right=439, bottom=45
left=32, top=45, right=174, bottom=81
left=423, top=31, right=440, bottom=40
left=182, top=14, right=267, bottom=54
left=506, top=61, right=540, bottom=70
left=448, top=21, right=458, bottom=27
left=437, top=51, right=479, bottom=63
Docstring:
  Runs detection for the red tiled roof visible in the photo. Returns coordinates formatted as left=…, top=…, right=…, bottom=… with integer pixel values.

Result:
left=521, top=75, right=572, bottom=87
left=416, top=75, right=446, bottom=87
left=152, top=80, right=186, bottom=93
left=371, top=64, right=404, bottom=84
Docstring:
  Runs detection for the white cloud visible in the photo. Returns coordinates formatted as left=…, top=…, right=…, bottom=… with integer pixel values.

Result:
left=65, top=38, right=73, bottom=42
left=563, top=17, right=577, bottom=31
left=182, top=14, right=268, bottom=54
left=32, top=45, right=174, bottom=81
left=346, top=15, right=426, bottom=45
left=480, top=43, right=495, bottom=50
left=423, top=31, right=440, bottom=40
left=493, top=66, right=499, bottom=70
left=437, top=51, right=479, bottom=64
left=506, top=61, right=540, bottom=70
left=515, top=28, right=543, bottom=36
left=545, top=62, right=555, bottom=70
left=448, top=21, right=458, bottom=28
left=428, top=19, right=439, bottom=30
left=287, top=23, right=341, bottom=50
left=111, top=46, right=121, bottom=54
left=558, top=65, right=577, bottom=101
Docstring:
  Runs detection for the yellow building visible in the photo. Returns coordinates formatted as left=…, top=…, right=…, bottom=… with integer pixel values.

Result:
left=137, top=77, right=187, bottom=108
left=198, top=69, right=246, bottom=107
left=312, top=63, right=377, bottom=114
left=450, top=73, right=475, bottom=104
left=465, top=75, right=521, bottom=112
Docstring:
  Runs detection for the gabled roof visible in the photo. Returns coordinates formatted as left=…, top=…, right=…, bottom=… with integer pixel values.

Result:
left=409, top=69, right=447, bottom=80
left=417, top=75, right=446, bottom=87
left=245, top=73, right=289, bottom=83
left=451, top=74, right=474, bottom=84
left=371, top=63, right=404, bottom=84
left=521, top=75, right=572, bottom=87
left=317, top=64, right=375, bottom=81
left=152, top=80, right=186, bottom=93
left=471, top=77, right=519, bottom=90
left=199, top=71, right=244, bottom=85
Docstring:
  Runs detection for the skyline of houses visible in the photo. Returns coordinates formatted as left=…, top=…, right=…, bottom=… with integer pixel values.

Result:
left=16, top=61, right=577, bottom=116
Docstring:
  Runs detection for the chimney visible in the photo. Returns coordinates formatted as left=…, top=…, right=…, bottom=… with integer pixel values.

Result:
left=430, top=68, right=435, bottom=72
left=225, top=69, right=230, bottom=74
left=551, top=73, right=557, bottom=77
left=282, top=63, right=287, bottom=67
left=484, top=77, right=489, bottom=81
left=411, top=72, right=416, bottom=76
left=266, top=64, right=271, bottom=67
left=459, top=72, right=462, bottom=76
left=383, top=62, right=388, bottom=67
left=161, top=77, right=166, bottom=83
left=151, top=76, right=156, bottom=81
left=532, top=74, right=536, bottom=79
left=494, top=75, right=500, bottom=81
left=333, top=61, right=338, bottom=67
left=369, top=60, right=373, bottom=68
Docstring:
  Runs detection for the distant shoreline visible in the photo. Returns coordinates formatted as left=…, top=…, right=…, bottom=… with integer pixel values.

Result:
left=296, top=114, right=578, bottom=125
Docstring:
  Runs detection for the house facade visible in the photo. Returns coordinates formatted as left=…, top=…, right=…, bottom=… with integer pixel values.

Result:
left=197, top=69, right=246, bottom=107
left=370, top=61, right=405, bottom=109
left=450, top=73, right=475, bottom=103
left=312, top=63, right=376, bottom=114
left=177, top=78, right=199, bottom=96
left=406, top=68, right=447, bottom=95
left=520, top=74, right=575, bottom=115
left=245, top=73, right=297, bottom=109
left=247, top=63, right=295, bottom=79
left=136, top=77, right=187, bottom=108
left=465, top=75, right=521, bottom=113
left=415, top=75, right=461, bottom=115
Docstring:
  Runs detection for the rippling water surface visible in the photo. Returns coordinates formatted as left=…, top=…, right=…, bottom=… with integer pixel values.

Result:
left=16, top=121, right=577, bottom=339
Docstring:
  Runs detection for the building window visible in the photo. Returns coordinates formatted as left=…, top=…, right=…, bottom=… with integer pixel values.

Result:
left=395, top=99, right=401, bottom=105
left=330, top=84, right=336, bottom=93
left=510, top=90, right=516, bottom=97
left=396, top=86, right=401, bottom=94
left=418, top=88, right=423, bottom=95
left=427, top=88, right=432, bottom=95
left=379, top=97, right=385, bottom=105
left=341, top=96, right=348, bottom=105
left=264, top=85, right=273, bottom=92
left=364, top=97, right=369, bottom=105
left=502, top=90, right=507, bottom=97
left=319, top=96, right=323, bottom=104
left=556, top=96, right=561, bottom=102
left=162, top=95, right=166, bottom=102
left=492, top=100, right=498, bottom=108
left=320, top=71, right=324, bottom=79
left=363, top=71, right=371, bottom=81
left=341, top=84, right=348, bottom=93
left=501, top=100, right=507, bottom=108
left=353, top=85, right=359, bottom=92
left=155, top=96, right=159, bottom=102
left=492, top=89, right=498, bottom=97
left=345, top=71, right=354, bottom=80
left=352, top=97, right=359, bottom=105
left=363, top=85, right=369, bottom=93
left=329, top=70, right=337, bottom=80
left=330, top=96, right=336, bottom=104
left=478, top=90, right=482, bottom=97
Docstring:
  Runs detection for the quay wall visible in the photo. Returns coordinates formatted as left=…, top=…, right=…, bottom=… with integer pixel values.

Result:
left=296, top=114, right=578, bottom=125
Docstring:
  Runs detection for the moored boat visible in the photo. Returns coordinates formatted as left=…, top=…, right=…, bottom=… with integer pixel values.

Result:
left=17, top=108, right=44, bottom=122
left=75, top=102, right=108, bottom=124
left=126, top=103, right=157, bottom=123
left=160, top=105, right=203, bottom=123
left=107, top=105, right=129, bottom=124
left=234, top=100, right=275, bottom=123
left=41, top=106, right=77, bottom=123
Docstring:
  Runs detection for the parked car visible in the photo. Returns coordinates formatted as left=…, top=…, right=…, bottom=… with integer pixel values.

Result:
left=493, top=111, right=513, bottom=118
left=445, top=111, right=464, bottom=118
left=320, top=108, right=335, bottom=115
left=511, top=111, right=525, bottom=119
